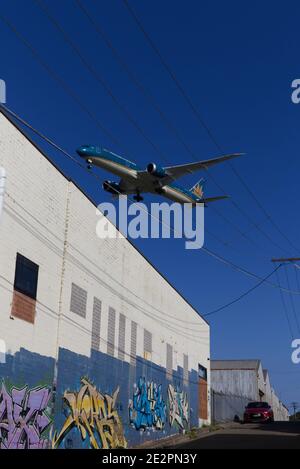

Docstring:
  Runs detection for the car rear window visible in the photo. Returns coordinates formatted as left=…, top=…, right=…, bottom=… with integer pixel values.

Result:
left=247, top=402, right=269, bottom=409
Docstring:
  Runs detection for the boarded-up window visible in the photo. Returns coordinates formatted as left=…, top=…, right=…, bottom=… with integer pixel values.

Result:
left=199, top=378, right=208, bottom=420
left=11, top=291, right=36, bottom=324
left=166, top=343, right=173, bottom=378
left=144, top=329, right=152, bottom=360
left=198, top=363, right=208, bottom=420
left=107, top=307, right=116, bottom=356
left=11, top=253, right=39, bottom=323
left=70, top=283, right=87, bottom=318
left=183, top=354, right=189, bottom=384
left=130, top=321, right=137, bottom=366
left=91, top=297, right=101, bottom=351
left=118, top=313, right=126, bottom=360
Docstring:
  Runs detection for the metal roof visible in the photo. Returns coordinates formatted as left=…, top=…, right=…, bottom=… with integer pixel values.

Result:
left=263, top=369, right=269, bottom=380
left=211, top=359, right=261, bottom=370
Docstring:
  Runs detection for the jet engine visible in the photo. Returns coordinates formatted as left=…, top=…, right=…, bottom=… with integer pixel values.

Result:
left=147, top=162, right=166, bottom=178
left=102, top=180, right=122, bottom=195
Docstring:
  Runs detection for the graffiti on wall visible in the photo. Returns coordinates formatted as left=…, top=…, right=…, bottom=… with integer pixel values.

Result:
left=168, top=384, right=189, bottom=429
left=52, top=378, right=127, bottom=449
left=129, top=377, right=166, bottom=431
left=0, top=382, right=52, bottom=449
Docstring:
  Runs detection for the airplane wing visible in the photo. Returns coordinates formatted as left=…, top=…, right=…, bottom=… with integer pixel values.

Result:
left=198, top=195, right=228, bottom=204
left=162, top=153, right=243, bottom=182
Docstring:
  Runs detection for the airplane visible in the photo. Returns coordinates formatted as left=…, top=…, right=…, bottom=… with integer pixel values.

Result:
left=76, top=145, right=243, bottom=205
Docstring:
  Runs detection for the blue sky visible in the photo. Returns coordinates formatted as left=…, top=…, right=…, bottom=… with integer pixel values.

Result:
left=1, top=0, right=300, bottom=407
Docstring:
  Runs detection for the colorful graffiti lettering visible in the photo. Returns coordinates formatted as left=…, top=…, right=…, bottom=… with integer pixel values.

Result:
left=129, top=377, right=166, bottom=431
left=168, top=384, right=189, bottom=429
left=0, top=382, right=51, bottom=449
left=52, top=378, right=127, bottom=449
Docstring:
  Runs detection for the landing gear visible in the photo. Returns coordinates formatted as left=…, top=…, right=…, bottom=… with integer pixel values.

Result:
left=133, top=191, right=144, bottom=202
left=87, top=159, right=93, bottom=170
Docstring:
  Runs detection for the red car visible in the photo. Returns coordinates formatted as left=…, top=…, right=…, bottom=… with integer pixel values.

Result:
left=243, top=402, right=274, bottom=423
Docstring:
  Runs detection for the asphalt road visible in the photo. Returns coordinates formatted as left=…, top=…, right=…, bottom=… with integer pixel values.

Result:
left=175, top=422, right=300, bottom=449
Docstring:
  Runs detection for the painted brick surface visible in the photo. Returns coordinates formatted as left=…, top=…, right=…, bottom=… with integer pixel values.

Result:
left=11, top=290, right=36, bottom=323
left=52, top=347, right=199, bottom=448
left=0, top=111, right=213, bottom=448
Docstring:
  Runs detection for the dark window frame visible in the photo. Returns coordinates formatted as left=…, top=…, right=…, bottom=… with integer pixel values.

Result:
left=14, top=253, right=39, bottom=300
left=198, top=364, right=207, bottom=381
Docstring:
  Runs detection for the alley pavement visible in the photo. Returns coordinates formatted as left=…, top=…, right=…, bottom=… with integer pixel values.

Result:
left=174, top=422, right=300, bottom=449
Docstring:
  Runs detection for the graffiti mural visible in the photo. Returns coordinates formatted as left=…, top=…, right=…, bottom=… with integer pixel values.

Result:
left=168, top=384, right=189, bottom=429
left=129, top=377, right=166, bottom=431
left=0, top=382, right=52, bottom=449
left=52, top=378, right=127, bottom=449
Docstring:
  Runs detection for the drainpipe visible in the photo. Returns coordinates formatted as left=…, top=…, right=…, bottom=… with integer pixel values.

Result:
left=0, top=167, right=6, bottom=223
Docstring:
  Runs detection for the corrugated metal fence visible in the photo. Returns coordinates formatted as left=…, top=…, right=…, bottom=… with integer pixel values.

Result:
left=211, top=390, right=251, bottom=423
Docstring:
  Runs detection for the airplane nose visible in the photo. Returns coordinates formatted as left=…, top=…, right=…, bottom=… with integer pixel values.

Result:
left=76, top=146, right=88, bottom=157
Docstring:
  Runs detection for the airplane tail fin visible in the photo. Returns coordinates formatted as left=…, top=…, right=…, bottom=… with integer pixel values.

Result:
left=190, top=178, right=206, bottom=198
left=190, top=178, right=228, bottom=204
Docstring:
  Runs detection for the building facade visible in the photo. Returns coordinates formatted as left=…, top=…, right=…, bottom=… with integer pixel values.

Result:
left=0, top=110, right=210, bottom=449
left=211, top=360, right=289, bottom=422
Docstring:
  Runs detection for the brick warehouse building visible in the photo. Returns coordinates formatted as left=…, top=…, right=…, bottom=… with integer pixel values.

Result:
left=0, top=109, right=210, bottom=449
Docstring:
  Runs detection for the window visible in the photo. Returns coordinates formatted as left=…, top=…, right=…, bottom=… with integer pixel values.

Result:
left=246, top=402, right=270, bottom=409
left=14, top=253, right=39, bottom=300
left=11, top=253, right=39, bottom=323
left=198, top=364, right=207, bottom=381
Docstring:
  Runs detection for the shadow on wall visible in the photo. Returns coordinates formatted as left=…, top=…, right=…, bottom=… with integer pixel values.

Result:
left=0, top=347, right=199, bottom=448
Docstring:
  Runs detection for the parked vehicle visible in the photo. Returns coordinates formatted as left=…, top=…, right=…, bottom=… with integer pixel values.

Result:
left=243, top=402, right=274, bottom=423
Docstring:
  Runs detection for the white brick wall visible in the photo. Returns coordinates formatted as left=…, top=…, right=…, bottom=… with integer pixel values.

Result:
left=0, top=111, right=211, bottom=423
left=0, top=112, right=67, bottom=359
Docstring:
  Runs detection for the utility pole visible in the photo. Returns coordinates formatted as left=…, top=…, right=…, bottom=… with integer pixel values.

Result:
left=291, top=402, right=299, bottom=420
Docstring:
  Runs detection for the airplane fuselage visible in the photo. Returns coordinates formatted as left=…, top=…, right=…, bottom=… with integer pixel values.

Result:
left=77, top=145, right=200, bottom=204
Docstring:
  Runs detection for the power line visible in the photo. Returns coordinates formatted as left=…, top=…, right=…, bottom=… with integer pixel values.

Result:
left=122, top=0, right=298, bottom=256
left=0, top=281, right=209, bottom=382
left=75, top=0, right=276, bottom=259
left=2, top=104, right=300, bottom=298
left=0, top=104, right=298, bottom=350
left=283, top=264, right=300, bottom=334
left=2, top=7, right=296, bottom=317
left=204, top=263, right=282, bottom=317
left=0, top=12, right=124, bottom=150
left=34, top=0, right=272, bottom=256
left=275, top=267, right=294, bottom=340
left=3, top=5, right=283, bottom=264
left=294, top=264, right=300, bottom=296
left=0, top=9, right=294, bottom=374
left=122, top=0, right=222, bottom=151
left=3, top=193, right=209, bottom=333
left=34, top=0, right=170, bottom=165
left=272, top=258, right=300, bottom=336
